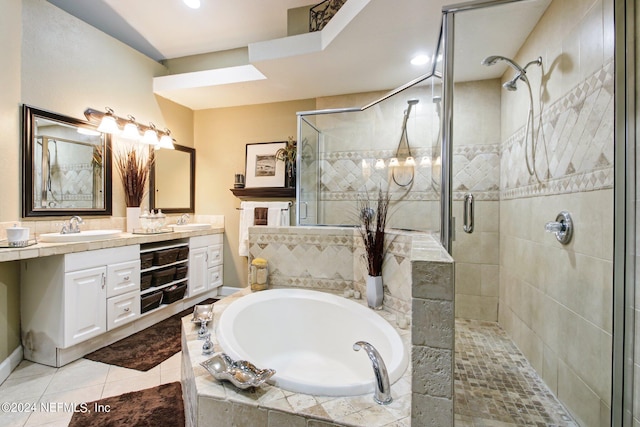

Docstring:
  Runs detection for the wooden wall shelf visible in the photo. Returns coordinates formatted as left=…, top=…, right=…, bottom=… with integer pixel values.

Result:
left=230, top=187, right=295, bottom=200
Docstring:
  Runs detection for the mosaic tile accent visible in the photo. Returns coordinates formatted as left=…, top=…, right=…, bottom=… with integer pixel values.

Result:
left=501, top=61, right=614, bottom=200
left=454, top=319, right=577, bottom=426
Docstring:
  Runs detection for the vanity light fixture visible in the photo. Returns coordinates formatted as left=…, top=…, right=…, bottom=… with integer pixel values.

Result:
left=388, top=157, right=400, bottom=167
left=404, top=156, right=416, bottom=167
left=158, top=129, right=175, bottom=150
left=96, top=107, right=120, bottom=134
left=84, top=107, right=175, bottom=149
left=374, top=159, right=385, bottom=170
left=121, top=115, right=141, bottom=140
left=141, top=123, right=160, bottom=146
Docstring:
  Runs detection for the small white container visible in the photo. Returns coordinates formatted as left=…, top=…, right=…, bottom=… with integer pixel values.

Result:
left=6, top=225, right=29, bottom=246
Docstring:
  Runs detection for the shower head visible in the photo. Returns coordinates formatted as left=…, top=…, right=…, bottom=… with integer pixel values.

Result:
left=502, top=75, right=521, bottom=91
left=407, top=98, right=420, bottom=106
left=482, top=55, right=542, bottom=91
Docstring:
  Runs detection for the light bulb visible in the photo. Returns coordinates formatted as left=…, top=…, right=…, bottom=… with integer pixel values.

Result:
left=389, top=158, right=400, bottom=167
left=97, top=115, right=120, bottom=134
left=122, top=122, right=141, bottom=140
left=158, top=134, right=175, bottom=149
left=142, top=128, right=159, bottom=145
left=405, top=156, right=416, bottom=167
left=183, top=0, right=200, bottom=8
left=374, top=159, right=385, bottom=170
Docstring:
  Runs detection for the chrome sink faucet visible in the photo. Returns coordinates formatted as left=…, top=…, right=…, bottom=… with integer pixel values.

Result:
left=176, top=213, right=190, bottom=225
left=353, top=341, right=392, bottom=404
left=61, top=215, right=83, bottom=234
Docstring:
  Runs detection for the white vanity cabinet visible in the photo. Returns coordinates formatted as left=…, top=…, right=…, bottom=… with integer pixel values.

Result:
left=21, top=245, right=140, bottom=366
left=189, top=234, right=223, bottom=297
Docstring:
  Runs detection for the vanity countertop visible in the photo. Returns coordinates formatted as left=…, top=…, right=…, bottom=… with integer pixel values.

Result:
left=0, top=227, right=224, bottom=263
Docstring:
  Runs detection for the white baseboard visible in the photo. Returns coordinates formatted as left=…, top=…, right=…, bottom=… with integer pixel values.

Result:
left=219, top=286, right=245, bottom=297
left=0, top=346, right=23, bottom=385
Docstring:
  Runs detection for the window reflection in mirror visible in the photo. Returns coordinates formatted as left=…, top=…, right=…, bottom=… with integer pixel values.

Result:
left=150, top=143, right=195, bottom=213
left=22, top=105, right=112, bottom=217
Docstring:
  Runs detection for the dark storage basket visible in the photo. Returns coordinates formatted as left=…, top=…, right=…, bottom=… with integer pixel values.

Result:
left=177, top=246, right=189, bottom=261
left=141, top=290, right=163, bottom=313
left=140, top=252, right=154, bottom=269
left=140, top=272, right=152, bottom=291
left=163, top=282, right=187, bottom=304
left=153, top=248, right=179, bottom=266
left=174, top=265, right=188, bottom=280
left=151, top=267, right=176, bottom=287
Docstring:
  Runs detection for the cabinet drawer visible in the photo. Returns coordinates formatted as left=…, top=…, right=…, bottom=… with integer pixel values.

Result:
left=207, top=244, right=223, bottom=268
left=107, top=260, right=140, bottom=298
left=107, top=291, right=140, bottom=330
left=208, top=265, right=223, bottom=289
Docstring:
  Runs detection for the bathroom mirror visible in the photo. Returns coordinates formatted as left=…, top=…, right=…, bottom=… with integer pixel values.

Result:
left=149, top=143, right=195, bottom=214
left=22, top=105, right=112, bottom=217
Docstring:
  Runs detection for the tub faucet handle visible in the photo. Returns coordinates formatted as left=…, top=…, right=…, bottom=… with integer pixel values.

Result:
left=353, top=341, right=392, bottom=405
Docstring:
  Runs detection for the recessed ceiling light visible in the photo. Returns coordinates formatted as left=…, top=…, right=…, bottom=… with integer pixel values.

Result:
left=410, top=54, right=430, bottom=66
left=183, top=0, right=201, bottom=9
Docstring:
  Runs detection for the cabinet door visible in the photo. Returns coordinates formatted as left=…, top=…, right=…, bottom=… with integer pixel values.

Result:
left=64, top=267, right=107, bottom=347
left=207, top=244, right=223, bottom=268
left=188, top=246, right=208, bottom=297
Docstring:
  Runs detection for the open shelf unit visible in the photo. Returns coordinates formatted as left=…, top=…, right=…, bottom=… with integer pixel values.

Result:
left=140, top=239, right=189, bottom=313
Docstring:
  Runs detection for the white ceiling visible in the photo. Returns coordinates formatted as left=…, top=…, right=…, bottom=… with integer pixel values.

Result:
left=47, top=0, right=551, bottom=111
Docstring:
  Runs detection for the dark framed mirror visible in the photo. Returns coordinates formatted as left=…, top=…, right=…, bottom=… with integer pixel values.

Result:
left=22, top=105, right=112, bottom=217
left=149, top=143, right=195, bottom=213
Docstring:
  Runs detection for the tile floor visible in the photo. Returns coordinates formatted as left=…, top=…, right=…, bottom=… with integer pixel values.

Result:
left=0, top=353, right=181, bottom=427
left=0, top=319, right=578, bottom=427
left=454, top=319, right=578, bottom=427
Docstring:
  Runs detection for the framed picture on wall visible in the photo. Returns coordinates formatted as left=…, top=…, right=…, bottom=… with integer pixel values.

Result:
left=245, top=142, right=287, bottom=188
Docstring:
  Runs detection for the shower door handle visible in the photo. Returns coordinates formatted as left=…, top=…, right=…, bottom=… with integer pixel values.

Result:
left=463, top=193, right=474, bottom=234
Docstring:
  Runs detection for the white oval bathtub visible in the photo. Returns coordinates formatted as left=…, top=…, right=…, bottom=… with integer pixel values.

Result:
left=216, top=289, right=408, bottom=397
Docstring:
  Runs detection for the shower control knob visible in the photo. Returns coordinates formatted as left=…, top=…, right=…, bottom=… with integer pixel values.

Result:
left=545, top=211, right=573, bottom=245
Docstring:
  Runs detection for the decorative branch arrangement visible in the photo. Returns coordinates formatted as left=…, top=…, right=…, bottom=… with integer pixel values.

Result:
left=114, top=144, right=155, bottom=207
left=357, top=188, right=391, bottom=277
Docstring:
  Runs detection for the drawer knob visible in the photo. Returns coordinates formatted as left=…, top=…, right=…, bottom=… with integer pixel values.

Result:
left=123, top=276, right=130, bottom=281
left=124, top=307, right=130, bottom=312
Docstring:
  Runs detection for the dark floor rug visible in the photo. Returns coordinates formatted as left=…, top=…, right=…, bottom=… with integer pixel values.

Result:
left=84, top=298, right=217, bottom=371
left=69, top=381, right=184, bottom=427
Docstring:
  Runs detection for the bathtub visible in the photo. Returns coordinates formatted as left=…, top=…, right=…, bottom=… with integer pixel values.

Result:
left=216, top=288, right=408, bottom=397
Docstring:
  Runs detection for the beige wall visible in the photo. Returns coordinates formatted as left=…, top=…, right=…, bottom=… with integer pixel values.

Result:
left=194, top=99, right=315, bottom=289
left=0, top=0, right=22, bottom=365
left=498, top=1, right=614, bottom=426
left=0, top=0, right=193, bottom=363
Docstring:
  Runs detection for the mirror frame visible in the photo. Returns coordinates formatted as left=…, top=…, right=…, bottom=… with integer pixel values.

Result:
left=22, top=105, right=113, bottom=217
left=149, top=143, right=195, bottom=214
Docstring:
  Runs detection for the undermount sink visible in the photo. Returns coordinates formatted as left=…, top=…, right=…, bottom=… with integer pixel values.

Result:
left=170, top=223, right=212, bottom=231
left=39, top=229, right=123, bottom=243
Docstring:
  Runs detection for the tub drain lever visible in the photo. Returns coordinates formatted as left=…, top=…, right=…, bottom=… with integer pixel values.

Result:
left=353, top=341, right=392, bottom=405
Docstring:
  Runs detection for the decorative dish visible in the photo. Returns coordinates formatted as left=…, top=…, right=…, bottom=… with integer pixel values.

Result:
left=200, top=353, right=275, bottom=389
left=191, top=303, right=214, bottom=324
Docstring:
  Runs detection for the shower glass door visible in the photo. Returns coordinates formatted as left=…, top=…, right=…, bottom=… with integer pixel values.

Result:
left=444, top=0, right=615, bottom=425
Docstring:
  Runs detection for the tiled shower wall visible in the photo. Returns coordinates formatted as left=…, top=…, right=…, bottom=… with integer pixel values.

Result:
left=498, top=1, right=614, bottom=426
left=313, top=87, right=442, bottom=232
left=247, top=226, right=416, bottom=317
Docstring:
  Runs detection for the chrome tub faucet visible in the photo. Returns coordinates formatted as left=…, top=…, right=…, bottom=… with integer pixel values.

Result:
left=353, top=341, right=392, bottom=404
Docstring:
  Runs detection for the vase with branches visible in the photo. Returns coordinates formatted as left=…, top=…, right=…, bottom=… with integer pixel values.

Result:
left=275, top=136, right=297, bottom=188
left=357, top=187, right=391, bottom=308
left=114, top=143, right=154, bottom=207
left=114, top=143, right=154, bottom=232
